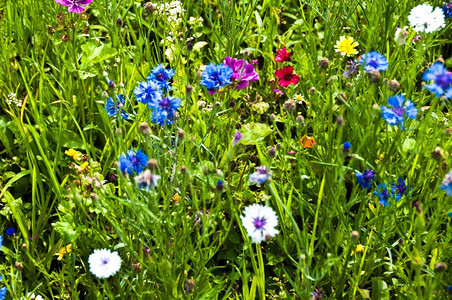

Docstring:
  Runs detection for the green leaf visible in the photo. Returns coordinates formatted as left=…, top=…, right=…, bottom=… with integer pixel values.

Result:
left=81, top=42, right=117, bottom=64
left=371, top=278, right=389, bottom=300
left=59, top=129, right=85, bottom=150
left=53, top=216, right=85, bottom=243
left=240, top=122, right=272, bottom=145
left=402, top=138, right=416, bottom=153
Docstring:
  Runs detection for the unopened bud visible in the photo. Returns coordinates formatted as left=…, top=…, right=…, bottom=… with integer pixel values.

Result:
left=184, top=279, right=195, bottom=293
left=15, top=261, right=24, bottom=271
left=139, top=122, right=151, bottom=135
left=309, top=87, right=316, bottom=94
left=181, top=166, right=187, bottom=174
left=147, top=159, right=158, bottom=171
left=61, top=34, right=70, bottom=42
left=21, top=243, right=28, bottom=250
left=388, top=79, right=400, bottom=91
left=270, top=113, right=276, bottom=121
left=336, top=115, right=344, bottom=126
left=116, top=18, right=123, bottom=27
left=434, top=262, right=447, bottom=272
left=216, top=180, right=224, bottom=192
left=177, top=129, right=185, bottom=140
left=296, top=115, right=305, bottom=126
left=367, top=70, right=381, bottom=83
left=144, top=2, right=156, bottom=14
left=318, top=57, right=330, bottom=68
left=115, top=128, right=122, bottom=135
left=432, top=147, right=444, bottom=160
left=132, top=262, right=142, bottom=273
left=283, top=99, right=296, bottom=112
left=268, top=147, right=276, bottom=158
left=350, top=231, right=359, bottom=240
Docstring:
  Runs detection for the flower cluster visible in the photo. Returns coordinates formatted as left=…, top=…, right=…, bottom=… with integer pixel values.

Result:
left=274, top=47, right=299, bottom=87
left=134, top=64, right=181, bottom=125
left=373, top=178, right=408, bottom=206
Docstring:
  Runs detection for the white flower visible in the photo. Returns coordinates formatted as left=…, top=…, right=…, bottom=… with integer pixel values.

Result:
left=134, top=170, right=160, bottom=190
left=408, top=4, right=445, bottom=33
left=240, top=204, right=279, bottom=243
left=88, top=249, right=121, bottom=279
left=21, top=293, right=44, bottom=300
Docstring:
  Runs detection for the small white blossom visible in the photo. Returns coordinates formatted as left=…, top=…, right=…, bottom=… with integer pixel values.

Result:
left=88, top=249, right=121, bottom=279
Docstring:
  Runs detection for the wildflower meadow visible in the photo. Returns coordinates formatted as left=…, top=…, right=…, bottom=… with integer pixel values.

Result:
left=1, top=0, right=452, bottom=299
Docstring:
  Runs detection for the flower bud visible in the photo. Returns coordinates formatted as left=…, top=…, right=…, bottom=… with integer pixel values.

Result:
left=367, top=70, right=381, bottom=83
left=268, top=147, right=276, bottom=158
left=184, top=279, right=195, bottom=293
left=350, top=230, right=359, bottom=240
left=139, top=122, right=151, bottom=135
left=177, top=129, right=185, bottom=140
left=283, top=99, right=296, bottom=112
left=15, top=261, right=24, bottom=271
left=388, top=79, right=400, bottom=91
left=434, top=262, right=447, bottom=272
left=147, top=159, right=158, bottom=171
left=318, top=57, right=330, bottom=68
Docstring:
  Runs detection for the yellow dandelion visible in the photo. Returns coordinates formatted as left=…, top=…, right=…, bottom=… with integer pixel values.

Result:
left=335, top=36, right=359, bottom=56
left=56, top=244, right=72, bottom=260
left=65, top=148, right=79, bottom=160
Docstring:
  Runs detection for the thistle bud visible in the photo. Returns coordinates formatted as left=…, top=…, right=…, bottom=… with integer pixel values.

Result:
left=147, top=159, right=158, bottom=171
left=318, top=57, right=330, bottom=68
left=184, top=279, right=195, bottom=294
left=434, top=262, right=447, bottom=272
left=350, top=231, right=359, bottom=240
left=139, top=122, right=151, bottom=135
left=367, top=70, right=381, bottom=83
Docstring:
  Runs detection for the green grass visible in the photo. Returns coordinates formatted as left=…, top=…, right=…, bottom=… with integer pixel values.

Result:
left=0, top=0, right=452, bottom=299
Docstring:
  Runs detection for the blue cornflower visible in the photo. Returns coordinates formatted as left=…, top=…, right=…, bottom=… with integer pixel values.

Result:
left=381, top=95, right=417, bottom=129
left=448, top=211, right=452, bottom=218
left=358, top=51, right=389, bottom=72
left=134, top=80, right=163, bottom=107
left=342, top=141, right=351, bottom=153
left=201, top=63, right=233, bottom=94
left=0, top=275, right=5, bottom=300
left=444, top=3, right=452, bottom=18
left=0, top=286, right=6, bottom=300
left=374, top=184, right=391, bottom=206
left=249, top=166, right=272, bottom=185
left=105, top=94, right=129, bottom=120
left=355, top=169, right=375, bottom=189
left=422, top=62, right=452, bottom=99
left=148, top=96, right=181, bottom=126
left=119, top=149, right=148, bottom=175
left=5, top=228, right=14, bottom=236
left=440, top=170, right=452, bottom=196
left=390, top=178, right=408, bottom=200
left=0, top=235, right=3, bottom=250
left=146, top=64, right=175, bottom=92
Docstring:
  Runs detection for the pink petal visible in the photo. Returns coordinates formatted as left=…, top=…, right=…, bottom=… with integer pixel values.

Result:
left=55, top=0, right=72, bottom=5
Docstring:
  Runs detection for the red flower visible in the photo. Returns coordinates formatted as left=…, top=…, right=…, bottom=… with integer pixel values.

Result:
left=274, top=47, right=291, bottom=62
left=275, top=66, right=299, bottom=87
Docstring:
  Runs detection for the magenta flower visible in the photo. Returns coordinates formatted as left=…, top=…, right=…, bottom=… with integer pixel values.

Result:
left=55, top=0, right=93, bottom=13
left=223, top=57, right=259, bottom=89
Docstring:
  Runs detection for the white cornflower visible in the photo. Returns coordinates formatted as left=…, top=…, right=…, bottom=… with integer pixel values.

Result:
left=134, top=169, right=160, bottom=190
left=6, top=93, right=16, bottom=105
left=408, top=4, right=445, bottom=33
left=88, top=249, right=121, bottom=279
left=240, top=204, right=279, bottom=244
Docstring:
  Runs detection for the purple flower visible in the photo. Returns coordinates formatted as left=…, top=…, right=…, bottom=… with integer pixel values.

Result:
left=233, top=131, right=243, bottom=146
left=358, top=51, right=388, bottom=72
left=119, top=149, right=148, bottom=175
left=55, top=0, right=93, bottom=13
left=373, top=184, right=391, bottom=206
left=223, top=57, right=259, bottom=89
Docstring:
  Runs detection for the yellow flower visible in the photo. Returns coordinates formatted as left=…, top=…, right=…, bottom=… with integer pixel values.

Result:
left=79, top=161, right=89, bottom=172
left=335, top=36, right=359, bottom=56
left=172, top=193, right=181, bottom=202
left=56, top=244, right=72, bottom=260
left=300, top=135, right=316, bottom=149
left=65, top=148, right=79, bottom=160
